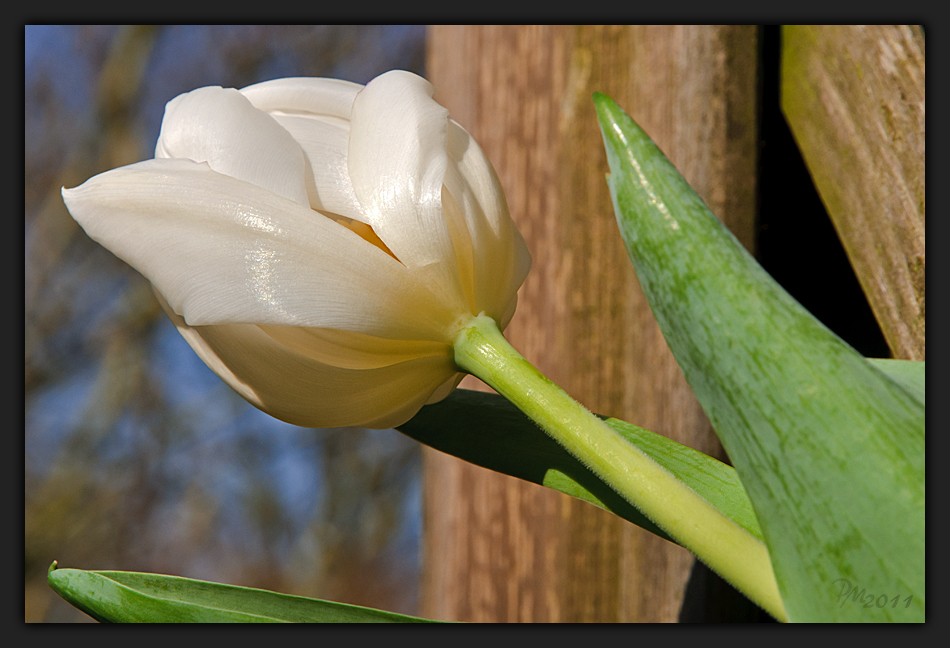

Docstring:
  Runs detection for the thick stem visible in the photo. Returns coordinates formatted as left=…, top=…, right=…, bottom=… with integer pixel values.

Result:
left=453, top=314, right=787, bottom=622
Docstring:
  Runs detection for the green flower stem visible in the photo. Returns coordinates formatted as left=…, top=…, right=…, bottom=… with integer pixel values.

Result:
left=453, top=314, right=787, bottom=622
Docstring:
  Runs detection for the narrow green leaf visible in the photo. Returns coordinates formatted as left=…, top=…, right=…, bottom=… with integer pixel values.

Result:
left=398, top=388, right=763, bottom=545
left=604, top=416, right=763, bottom=543
left=594, top=92, right=924, bottom=622
left=47, top=562, right=438, bottom=623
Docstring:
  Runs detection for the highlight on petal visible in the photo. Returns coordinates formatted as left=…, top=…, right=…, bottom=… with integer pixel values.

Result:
left=268, top=113, right=364, bottom=220
left=240, top=77, right=362, bottom=120
left=444, top=121, right=532, bottom=321
left=157, top=293, right=458, bottom=430
left=61, top=158, right=462, bottom=341
left=348, top=71, right=456, bottom=270
left=155, top=86, right=310, bottom=208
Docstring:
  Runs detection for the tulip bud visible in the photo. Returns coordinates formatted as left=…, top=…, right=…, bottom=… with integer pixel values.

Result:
left=63, top=70, right=531, bottom=429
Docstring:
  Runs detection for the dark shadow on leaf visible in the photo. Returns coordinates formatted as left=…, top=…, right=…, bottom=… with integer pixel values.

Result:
left=397, top=389, right=670, bottom=541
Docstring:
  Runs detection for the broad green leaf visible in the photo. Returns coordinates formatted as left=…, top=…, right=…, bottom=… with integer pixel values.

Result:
left=47, top=562, right=438, bottom=623
left=868, top=359, right=925, bottom=405
left=399, top=388, right=763, bottom=545
left=594, top=92, right=924, bottom=622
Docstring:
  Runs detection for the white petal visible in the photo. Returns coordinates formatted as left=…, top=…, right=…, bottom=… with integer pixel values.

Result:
left=444, top=120, right=532, bottom=321
left=240, top=77, right=362, bottom=120
left=498, top=293, right=519, bottom=332
left=155, top=86, right=310, bottom=207
left=268, top=113, right=364, bottom=220
left=425, top=372, right=465, bottom=405
left=348, top=71, right=467, bottom=314
left=257, top=325, right=451, bottom=370
left=158, top=295, right=457, bottom=429
left=62, top=158, right=462, bottom=341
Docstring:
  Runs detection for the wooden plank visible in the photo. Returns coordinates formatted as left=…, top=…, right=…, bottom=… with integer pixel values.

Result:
left=781, top=25, right=925, bottom=360
left=423, top=25, right=760, bottom=622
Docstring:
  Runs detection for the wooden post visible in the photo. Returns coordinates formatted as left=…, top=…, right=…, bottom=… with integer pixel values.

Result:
left=423, top=25, right=760, bottom=622
left=780, top=25, right=925, bottom=360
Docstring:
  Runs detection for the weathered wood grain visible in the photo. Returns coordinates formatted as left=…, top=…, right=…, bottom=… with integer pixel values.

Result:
left=781, top=25, right=925, bottom=360
left=423, top=25, right=760, bottom=622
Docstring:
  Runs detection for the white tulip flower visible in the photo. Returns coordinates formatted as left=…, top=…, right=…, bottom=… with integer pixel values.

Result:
left=61, top=71, right=789, bottom=618
left=63, top=70, right=531, bottom=429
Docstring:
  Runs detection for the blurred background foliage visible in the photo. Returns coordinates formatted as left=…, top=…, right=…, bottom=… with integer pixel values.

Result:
left=25, top=24, right=427, bottom=623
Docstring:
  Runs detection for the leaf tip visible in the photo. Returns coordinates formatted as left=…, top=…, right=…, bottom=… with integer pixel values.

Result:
left=590, top=92, right=656, bottom=182
left=47, top=561, right=68, bottom=597
left=592, top=91, right=621, bottom=132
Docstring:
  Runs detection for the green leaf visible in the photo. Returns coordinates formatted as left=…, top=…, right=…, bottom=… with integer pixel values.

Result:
left=47, top=562, right=439, bottom=623
left=594, top=92, right=924, bottom=622
left=868, top=359, right=925, bottom=405
left=398, top=388, right=763, bottom=546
